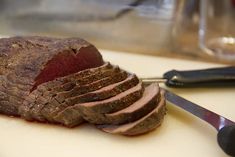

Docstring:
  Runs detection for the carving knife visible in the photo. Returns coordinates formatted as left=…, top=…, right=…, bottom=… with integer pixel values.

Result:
left=141, top=66, right=235, bottom=87
left=164, top=89, right=235, bottom=156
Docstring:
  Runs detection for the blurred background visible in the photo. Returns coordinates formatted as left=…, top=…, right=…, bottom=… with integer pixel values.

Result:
left=0, top=0, right=235, bottom=64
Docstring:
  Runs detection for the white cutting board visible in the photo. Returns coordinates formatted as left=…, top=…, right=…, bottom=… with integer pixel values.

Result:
left=0, top=49, right=235, bottom=157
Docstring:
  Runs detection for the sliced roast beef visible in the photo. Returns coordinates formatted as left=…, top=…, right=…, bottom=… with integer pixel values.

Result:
left=77, top=82, right=144, bottom=124
left=36, top=62, right=112, bottom=93
left=33, top=65, right=121, bottom=107
left=0, top=36, right=167, bottom=136
left=1, top=36, right=104, bottom=116
left=97, top=90, right=166, bottom=136
left=53, top=74, right=139, bottom=127
left=54, top=66, right=122, bottom=103
left=19, top=63, right=118, bottom=121
left=21, top=68, right=119, bottom=121
left=101, top=83, right=161, bottom=124
left=40, top=70, right=128, bottom=123
left=47, top=62, right=114, bottom=93
left=22, top=65, right=120, bottom=122
left=19, top=62, right=112, bottom=119
left=63, top=74, right=139, bottom=105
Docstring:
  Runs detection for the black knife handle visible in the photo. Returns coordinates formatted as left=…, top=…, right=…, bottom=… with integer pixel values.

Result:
left=163, top=66, right=235, bottom=87
left=217, top=125, right=235, bottom=156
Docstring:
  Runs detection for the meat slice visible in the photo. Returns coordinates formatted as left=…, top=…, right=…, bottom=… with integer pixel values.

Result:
left=0, top=36, right=104, bottom=116
left=53, top=74, right=139, bottom=127
left=40, top=70, right=128, bottom=123
left=97, top=90, right=166, bottom=136
left=77, top=82, right=144, bottom=124
left=102, top=83, right=161, bottom=124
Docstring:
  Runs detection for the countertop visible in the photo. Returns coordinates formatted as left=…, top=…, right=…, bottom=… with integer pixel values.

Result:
left=0, top=49, right=235, bottom=157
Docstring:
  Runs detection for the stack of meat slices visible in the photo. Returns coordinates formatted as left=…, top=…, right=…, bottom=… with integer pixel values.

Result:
left=19, top=62, right=166, bottom=136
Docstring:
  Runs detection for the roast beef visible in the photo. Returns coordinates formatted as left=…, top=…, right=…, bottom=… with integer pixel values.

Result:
left=20, top=63, right=118, bottom=121
left=40, top=70, right=128, bottom=123
left=77, top=82, right=144, bottom=124
left=0, top=36, right=104, bottom=116
left=53, top=74, right=139, bottom=127
left=97, top=90, right=166, bottom=136
left=63, top=74, right=139, bottom=105
left=36, top=62, right=112, bottom=93
left=0, top=36, right=167, bottom=136
left=102, top=83, right=161, bottom=125
left=45, top=62, right=114, bottom=93
left=53, top=66, right=123, bottom=103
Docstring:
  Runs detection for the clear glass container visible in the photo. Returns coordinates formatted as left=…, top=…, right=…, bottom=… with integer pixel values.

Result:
left=173, top=0, right=235, bottom=63
left=199, top=0, right=235, bottom=61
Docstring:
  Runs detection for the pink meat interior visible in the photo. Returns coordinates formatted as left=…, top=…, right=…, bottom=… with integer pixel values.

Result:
left=31, top=46, right=104, bottom=92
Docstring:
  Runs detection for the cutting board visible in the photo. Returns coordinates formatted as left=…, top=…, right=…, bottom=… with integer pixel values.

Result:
left=1, top=49, right=235, bottom=157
